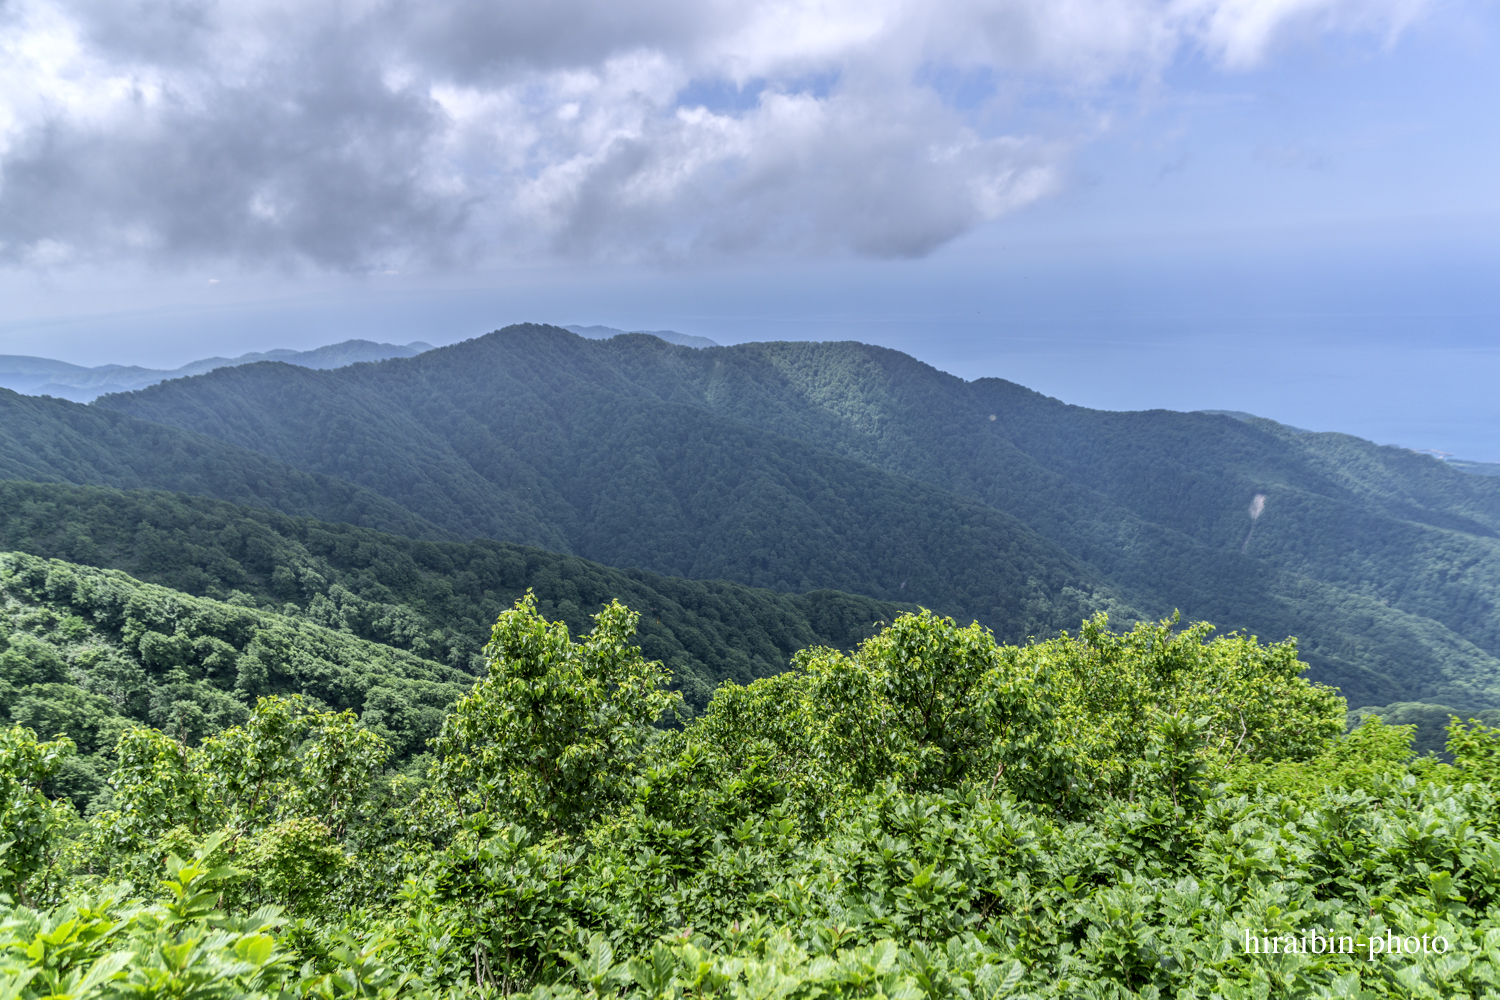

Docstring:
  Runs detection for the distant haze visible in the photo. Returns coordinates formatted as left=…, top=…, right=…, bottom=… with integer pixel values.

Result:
left=0, top=340, right=432, bottom=402
left=565, top=326, right=719, bottom=349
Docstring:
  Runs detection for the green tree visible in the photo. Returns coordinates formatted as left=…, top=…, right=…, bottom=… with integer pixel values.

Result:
left=689, top=610, right=1062, bottom=822
left=103, top=696, right=390, bottom=911
left=431, top=593, right=681, bottom=835
left=1445, top=714, right=1500, bottom=783
left=799, top=610, right=1001, bottom=792
left=1019, top=613, right=1346, bottom=806
left=0, top=725, right=76, bottom=904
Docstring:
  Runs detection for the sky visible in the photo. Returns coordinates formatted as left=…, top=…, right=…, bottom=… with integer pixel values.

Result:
left=1, top=0, right=1497, bottom=459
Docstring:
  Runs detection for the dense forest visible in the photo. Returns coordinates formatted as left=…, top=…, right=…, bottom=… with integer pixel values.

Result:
left=6, top=582, right=1500, bottom=997
left=0, top=387, right=445, bottom=539
left=1, top=374, right=1134, bottom=650
left=0, top=550, right=474, bottom=803
left=0, top=481, right=911, bottom=709
left=92, top=363, right=1127, bottom=641
left=89, top=325, right=1500, bottom=710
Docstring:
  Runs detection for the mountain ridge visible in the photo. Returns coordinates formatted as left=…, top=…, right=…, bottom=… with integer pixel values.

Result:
left=0, top=338, right=434, bottom=401
left=88, top=324, right=1500, bottom=709
left=565, top=324, right=719, bottom=349
left=96, top=348, right=1127, bottom=640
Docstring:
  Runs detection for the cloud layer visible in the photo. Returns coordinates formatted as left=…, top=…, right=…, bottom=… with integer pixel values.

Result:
left=0, top=0, right=1426, bottom=269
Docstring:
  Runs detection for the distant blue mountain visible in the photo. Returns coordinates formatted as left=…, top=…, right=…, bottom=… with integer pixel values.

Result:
left=565, top=324, right=718, bottom=349
left=0, top=339, right=434, bottom=402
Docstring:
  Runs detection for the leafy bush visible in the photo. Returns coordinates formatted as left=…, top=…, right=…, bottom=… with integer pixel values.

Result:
left=7, top=594, right=1500, bottom=997
left=0, top=724, right=75, bottom=903
left=430, top=594, right=682, bottom=836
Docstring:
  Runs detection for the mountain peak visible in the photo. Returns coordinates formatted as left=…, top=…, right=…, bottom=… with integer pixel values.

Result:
left=565, top=324, right=719, bottom=349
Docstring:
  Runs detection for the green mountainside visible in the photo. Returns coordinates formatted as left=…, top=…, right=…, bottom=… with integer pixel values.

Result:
left=93, top=325, right=1500, bottom=710
left=0, top=549, right=471, bottom=807
left=0, top=481, right=910, bottom=709
left=82, top=356, right=1128, bottom=644
left=0, top=387, right=446, bottom=540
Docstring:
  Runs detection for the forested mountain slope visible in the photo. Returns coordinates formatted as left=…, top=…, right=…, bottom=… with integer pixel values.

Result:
left=0, top=481, right=911, bottom=707
left=92, top=325, right=1500, bottom=710
left=0, top=388, right=446, bottom=540
left=608, top=337, right=1500, bottom=707
left=95, top=350, right=1127, bottom=644
left=585, top=336, right=1500, bottom=654
left=0, top=549, right=472, bottom=807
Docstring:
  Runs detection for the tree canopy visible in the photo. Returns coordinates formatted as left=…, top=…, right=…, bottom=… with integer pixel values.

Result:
left=5, top=591, right=1499, bottom=997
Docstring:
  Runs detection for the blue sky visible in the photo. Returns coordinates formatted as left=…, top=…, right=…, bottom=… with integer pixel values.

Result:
left=1, top=0, right=1497, bottom=458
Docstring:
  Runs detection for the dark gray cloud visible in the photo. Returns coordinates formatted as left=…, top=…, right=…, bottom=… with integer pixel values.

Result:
left=0, top=48, right=465, bottom=268
left=0, top=0, right=1427, bottom=270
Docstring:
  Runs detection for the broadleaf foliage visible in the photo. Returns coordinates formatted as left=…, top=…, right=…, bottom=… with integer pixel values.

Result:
left=4, top=588, right=1497, bottom=997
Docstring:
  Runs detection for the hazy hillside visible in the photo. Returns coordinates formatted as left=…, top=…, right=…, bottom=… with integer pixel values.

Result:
left=0, top=387, right=446, bottom=539
left=92, top=324, right=1500, bottom=709
left=565, top=324, right=719, bottom=349
left=0, top=480, right=911, bottom=707
left=0, top=338, right=432, bottom=401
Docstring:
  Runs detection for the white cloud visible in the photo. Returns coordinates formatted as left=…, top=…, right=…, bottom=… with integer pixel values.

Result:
left=1186, top=0, right=1428, bottom=68
left=0, top=0, right=1430, bottom=269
